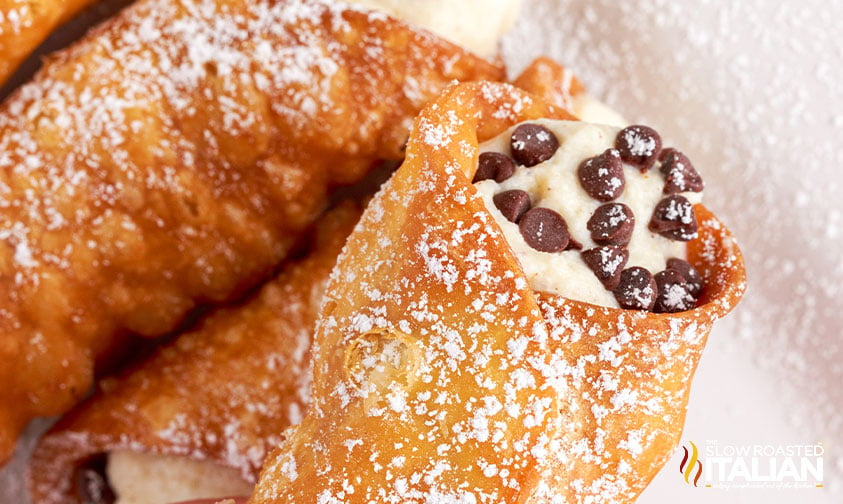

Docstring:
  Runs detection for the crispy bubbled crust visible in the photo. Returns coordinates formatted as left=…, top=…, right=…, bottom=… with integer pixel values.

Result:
left=251, top=82, right=573, bottom=504
left=27, top=204, right=361, bottom=504
left=0, top=0, right=503, bottom=462
left=251, top=81, right=745, bottom=504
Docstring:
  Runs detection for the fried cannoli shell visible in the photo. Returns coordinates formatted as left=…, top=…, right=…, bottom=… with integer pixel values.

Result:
left=0, top=0, right=100, bottom=86
left=0, top=0, right=502, bottom=462
left=251, top=83, right=574, bottom=503
left=251, top=82, right=745, bottom=503
left=512, top=56, right=586, bottom=112
left=27, top=203, right=361, bottom=504
left=528, top=204, right=744, bottom=502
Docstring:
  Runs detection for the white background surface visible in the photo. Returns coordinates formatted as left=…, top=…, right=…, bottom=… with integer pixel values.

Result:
left=2, top=0, right=842, bottom=502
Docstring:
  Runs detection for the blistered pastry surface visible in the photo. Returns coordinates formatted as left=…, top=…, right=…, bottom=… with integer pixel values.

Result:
left=251, top=81, right=745, bottom=503
left=0, top=0, right=502, bottom=462
left=0, top=0, right=96, bottom=85
left=27, top=204, right=360, bottom=504
left=528, top=205, right=746, bottom=502
left=252, top=83, right=570, bottom=504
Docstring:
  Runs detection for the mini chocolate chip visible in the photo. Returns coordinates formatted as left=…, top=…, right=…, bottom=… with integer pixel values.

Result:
left=649, top=195, right=698, bottom=241
left=658, top=147, right=678, bottom=163
left=581, top=246, right=629, bottom=290
left=518, top=207, right=570, bottom=252
left=615, top=125, right=662, bottom=170
left=613, top=266, right=657, bottom=311
left=659, top=150, right=704, bottom=194
left=587, top=202, right=635, bottom=246
left=510, top=123, right=559, bottom=167
left=654, top=269, right=696, bottom=313
left=474, top=152, right=516, bottom=183
left=666, top=257, right=703, bottom=297
left=578, top=148, right=625, bottom=201
left=75, top=456, right=116, bottom=504
left=493, top=190, right=531, bottom=223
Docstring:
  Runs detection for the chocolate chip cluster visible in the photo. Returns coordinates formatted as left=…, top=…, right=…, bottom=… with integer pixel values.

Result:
left=611, top=257, right=703, bottom=313
left=579, top=125, right=704, bottom=242
left=491, top=190, right=582, bottom=253
left=583, top=124, right=706, bottom=311
left=474, top=122, right=706, bottom=312
left=475, top=124, right=581, bottom=253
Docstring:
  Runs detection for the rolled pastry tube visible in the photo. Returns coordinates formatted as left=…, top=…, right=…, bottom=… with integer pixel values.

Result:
left=0, top=0, right=503, bottom=464
left=0, top=0, right=520, bottom=93
left=250, top=82, right=746, bottom=503
left=28, top=204, right=361, bottom=504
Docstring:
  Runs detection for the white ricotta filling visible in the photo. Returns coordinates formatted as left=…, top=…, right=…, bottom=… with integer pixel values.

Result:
left=570, top=93, right=628, bottom=128
left=347, top=0, right=523, bottom=57
left=107, top=450, right=252, bottom=504
left=475, top=120, right=702, bottom=308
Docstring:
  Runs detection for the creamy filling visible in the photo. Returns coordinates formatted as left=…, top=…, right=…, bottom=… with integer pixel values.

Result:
left=570, top=94, right=627, bottom=128
left=107, top=450, right=252, bottom=504
left=475, top=119, right=702, bottom=308
left=347, top=0, right=522, bottom=57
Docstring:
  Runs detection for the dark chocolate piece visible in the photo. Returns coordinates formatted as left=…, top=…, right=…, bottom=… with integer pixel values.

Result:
left=577, top=148, right=625, bottom=201
left=613, top=266, right=657, bottom=310
left=493, top=190, right=531, bottom=223
left=654, top=269, right=696, bottom=313
left=660, top=149, right=704, bottom=194
left=518, top=207, right=571, bottom=253
left=649, top=195, right=698, bottom=241
left=666, top=257, right=703, bottom=297
left=510, top=123, right=559, bottom=167
left=474, top=152, right=516, bottom=183
left=581, top=246, right=629, bottom=290
left=615, top=125, right=662, bottom=170
left=658, top=147, right=678, bottom=163
left=587, top=202, right=635, bottom=246
left=75, top=456, right=116, bottom=504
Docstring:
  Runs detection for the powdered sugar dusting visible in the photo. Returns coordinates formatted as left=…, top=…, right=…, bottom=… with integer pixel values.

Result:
left=504, top=0, right=843, bottom=498
left=251, top=83, right=571, bottom=503
left=251, top=81, right=744, bottom=504
left=2, top=0, right=355, bottom=468
left=1, top=0, right=501, bottom=488
left=0, top=0, right=35, bottom=36
left=28, top=206, right=360, bottom=504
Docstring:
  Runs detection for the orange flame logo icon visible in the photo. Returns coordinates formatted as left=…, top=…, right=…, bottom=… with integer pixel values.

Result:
left=679, top=441, right=703, bottom=486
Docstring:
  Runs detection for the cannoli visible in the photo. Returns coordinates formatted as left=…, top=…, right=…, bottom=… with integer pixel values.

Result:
left=250, top=82, right=746, bottom=503
left=23, top=60, right=586, bottom=503
left=0, top=0, right=99, bottom=86
left=0, top=0, right=502, bottom=464
left=28, top=203, right=361, bottom=504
